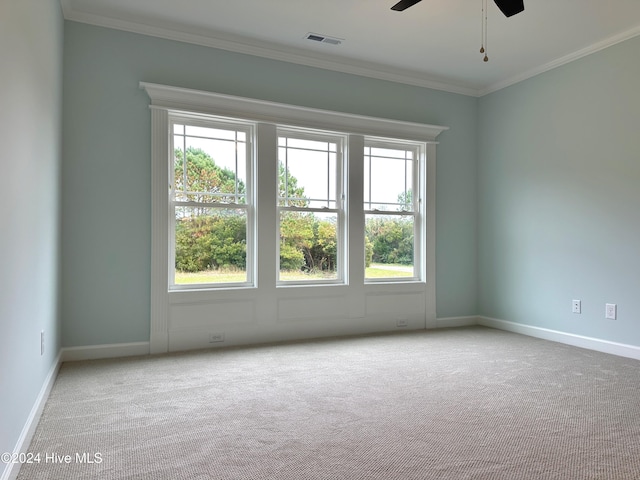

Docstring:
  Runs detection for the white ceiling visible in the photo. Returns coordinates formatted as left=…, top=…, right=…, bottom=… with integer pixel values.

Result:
left=61, top=0, right=640, bottom=96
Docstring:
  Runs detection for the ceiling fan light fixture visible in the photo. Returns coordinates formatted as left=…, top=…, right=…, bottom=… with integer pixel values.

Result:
left=493, top=0, right=525, bottom=18
left=391, top=0, right=524, bottom=18
left=480, top=0, right=489, bottom=62
left=390, top=0, right=525, bottom=62
left=390, top=0, right=423, bottom=12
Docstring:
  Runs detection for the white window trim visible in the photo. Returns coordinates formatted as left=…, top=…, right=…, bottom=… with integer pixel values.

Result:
left=277, top=127, right=347, bottom=286
left=168, top=114, right=256, bottom=290
left=364, top=138, right=425, bottom=283
left=141, top=82, right=448, bottom=354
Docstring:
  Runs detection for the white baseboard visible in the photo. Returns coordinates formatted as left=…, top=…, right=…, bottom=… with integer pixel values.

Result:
left=61, top=341, right=150, bottom=362
left=2, top=352, right=62, bottom=480
left=479, top=316, right=640, bottom=361
left=59, top=325, right=640, bottom=363
left=435, top=316, right=479, bottom=328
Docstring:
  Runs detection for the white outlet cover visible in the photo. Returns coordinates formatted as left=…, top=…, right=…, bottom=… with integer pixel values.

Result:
left=605, top=303, right=617, bottom=320
left=209, top=332, right=225, bottom=343
left=572, top=300, right=581, bottom=314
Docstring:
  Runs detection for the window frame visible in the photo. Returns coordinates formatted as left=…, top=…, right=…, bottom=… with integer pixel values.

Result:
left=142, top=82, right=447, bottom=354
left=168, top=113, right=256, bottom=291
left=276, top=127, right=347, bottom=286
left=364, top=137, right=425, bottom=283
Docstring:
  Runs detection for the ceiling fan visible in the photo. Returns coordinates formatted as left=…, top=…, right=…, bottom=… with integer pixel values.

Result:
left=391, top=0, right=524, bottom=17
left=392, top=0, right=524, bottom=61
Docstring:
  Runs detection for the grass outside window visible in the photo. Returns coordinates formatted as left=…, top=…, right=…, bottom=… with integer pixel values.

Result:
left=175, top=263, right=412, bottom=284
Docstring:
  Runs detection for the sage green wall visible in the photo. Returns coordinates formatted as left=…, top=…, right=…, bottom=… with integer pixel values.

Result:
left=0, top=0, right=63, bottom=467
left=61, top=22, right=478, bottom=347
left=478, top=36, right=640, bottom=345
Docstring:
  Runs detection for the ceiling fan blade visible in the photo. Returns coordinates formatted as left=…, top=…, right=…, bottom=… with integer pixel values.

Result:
left=390, top=0, right=423, bottom=12
left=493, top=0, right=524, bottom=17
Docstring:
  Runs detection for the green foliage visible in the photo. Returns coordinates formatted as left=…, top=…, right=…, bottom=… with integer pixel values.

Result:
left=279, top=213, right=337, bottom=273
left=173, top=147, right=412, bottom=276
left=280, top=212, right=314, bottom=247
left=175, top=214, right=246, bottom=272
left=174, top=147, right=247, bottom=273
left=174, top=147, right=244, bottom=202
left=277, top=162, right=337, bottom=274
left=308, top=220, right=337, bottom=272
left=364, top=237, right=373, bottom=268
left=365, top=217, right=414, bottom=265
left=279, top=243, right=306, bottom=271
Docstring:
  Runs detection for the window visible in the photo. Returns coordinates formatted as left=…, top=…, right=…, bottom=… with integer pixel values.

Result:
left=143, top=83, right=445, bottom=354
left=277, top=130, right=345, bottom=283
left=364, top=139, right=423, bottom=281
left=170, top=117, right=254, bottom=289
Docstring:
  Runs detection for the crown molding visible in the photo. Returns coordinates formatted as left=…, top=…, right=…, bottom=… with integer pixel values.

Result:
left=61, top=1, right=640, bottom=99
left=60, top=0, right=480, bottom=97
left=480, top=23, right=640, bottom=96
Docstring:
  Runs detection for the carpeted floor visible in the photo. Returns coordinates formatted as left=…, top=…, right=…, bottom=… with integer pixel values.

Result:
left=17, top=327, right=640, bottom=479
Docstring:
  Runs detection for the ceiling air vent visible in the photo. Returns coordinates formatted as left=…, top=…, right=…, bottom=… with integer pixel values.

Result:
left=305, top=33, right=343, bottom=45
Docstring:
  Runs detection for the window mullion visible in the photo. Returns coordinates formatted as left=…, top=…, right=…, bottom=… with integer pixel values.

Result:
left=326, top=149, right=330, bottom=209
left=280, top=206, right=339, bottom=214
left=283, top=137, right=289, bottom=205
left=182, top=133, right=187, bottom=201
left=404, top=150, right=408, bottom=208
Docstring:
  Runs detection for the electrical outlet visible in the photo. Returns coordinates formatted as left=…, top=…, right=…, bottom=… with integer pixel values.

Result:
left=40, top=331, right=45, bottom=356
left=572, top=300, right=581, bottom=314
left=605, top=303, right=617, bottom=320
left=209, top=332, right=225, bottom=343
left=396, top=318, right=409, bottom=328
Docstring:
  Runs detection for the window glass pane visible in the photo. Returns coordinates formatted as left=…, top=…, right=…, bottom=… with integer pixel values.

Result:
left=185, top=125, right=236, bottom=140
left=285, top=137, right=335, bottom=152
left=280, top=149, right=336, bottom=204
left=365, top=214, right=414, bottom=279
left=286, top=149, right=329, bottom=202
left=278, top=134, right=339, bottom=208
left=369, top=146, right=409, bottom=159
left=277, top=131, right=343, bottom=285
left=370, top=157, right=404, bottom=206
left=278, top=152, right=308, bottom=207
left=174, top=206, right=247, bottom=285
left=185, top=137, right=237, bottom=176
left=365, top=146, right=414, bottom=212
left=279, top=211, right=338, bottom=281
left=173, top=123, right=247, bottom=204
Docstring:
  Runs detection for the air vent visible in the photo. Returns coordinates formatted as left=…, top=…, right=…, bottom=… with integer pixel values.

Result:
left=305, top=33, right=343, bottom=46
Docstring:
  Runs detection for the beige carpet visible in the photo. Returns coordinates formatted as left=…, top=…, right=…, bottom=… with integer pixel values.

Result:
left=17, top=327, right=640, bottom=479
